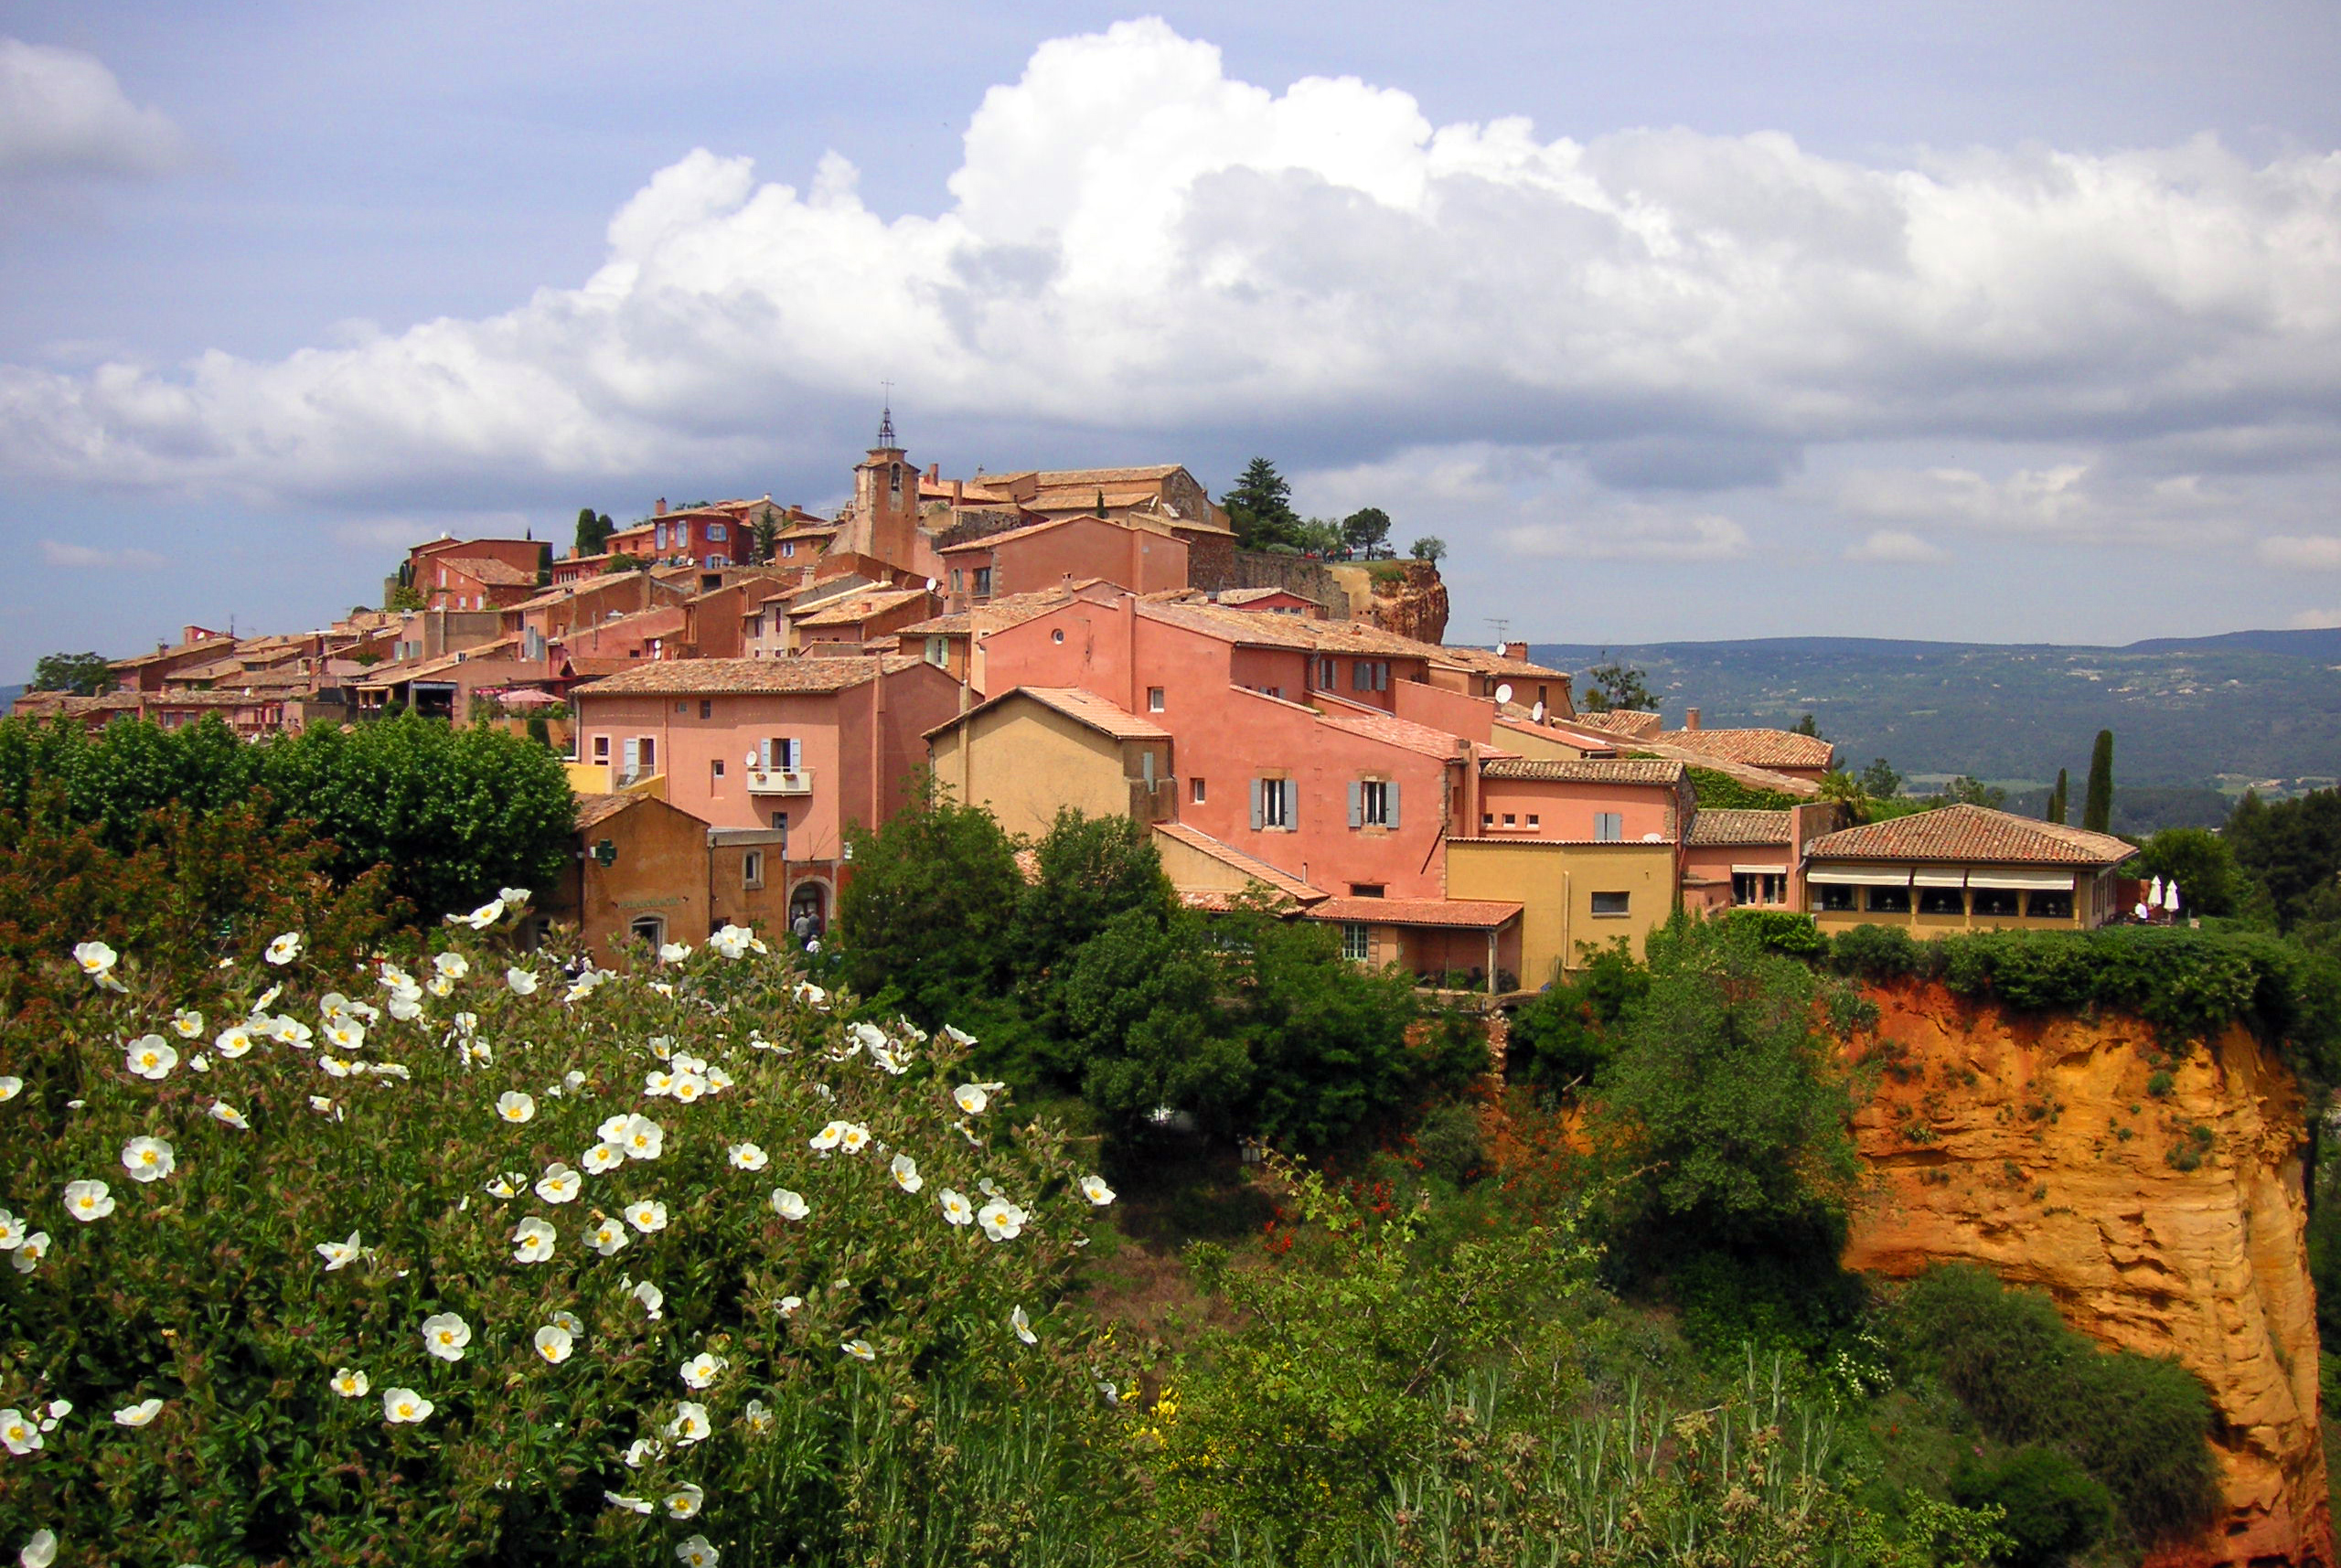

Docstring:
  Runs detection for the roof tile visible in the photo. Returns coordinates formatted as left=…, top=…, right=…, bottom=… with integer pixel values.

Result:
left=1805, top=805, right=2133, bottom=866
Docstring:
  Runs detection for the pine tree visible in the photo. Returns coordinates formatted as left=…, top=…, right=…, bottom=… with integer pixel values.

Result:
left=1221, top=458, right=1300, bottom=550
left=2081, top=732, right=2114, bottom=833
left=2046, top=767, right=2069, bottom=824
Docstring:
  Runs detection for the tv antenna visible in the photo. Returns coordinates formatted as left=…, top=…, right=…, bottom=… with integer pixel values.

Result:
left=1485, top=616, right=1511, bottom=649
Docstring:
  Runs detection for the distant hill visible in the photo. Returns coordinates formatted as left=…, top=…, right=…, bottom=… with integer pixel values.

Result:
left=0, top=686, right=20, bottom=710
left=1529, top=631, right=2341, bottom=804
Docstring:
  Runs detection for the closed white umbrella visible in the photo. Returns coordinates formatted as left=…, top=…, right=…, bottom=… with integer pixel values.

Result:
left=2165, top=879, right=2182, bottom=912
left=2148, top=876, right=2165, bottom=906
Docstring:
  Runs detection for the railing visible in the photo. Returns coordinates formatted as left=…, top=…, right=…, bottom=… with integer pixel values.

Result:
left=746, top=768, right=815, bottom=795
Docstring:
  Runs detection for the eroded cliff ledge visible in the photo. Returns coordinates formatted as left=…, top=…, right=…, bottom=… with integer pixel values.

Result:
left=1844, top=981, right=2331, bottom=1567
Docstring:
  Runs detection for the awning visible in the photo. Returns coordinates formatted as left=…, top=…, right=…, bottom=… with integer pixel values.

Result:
left=1968, top=871, right=2075, bottom=891
left=1808, top=868, right=1911, bottom=887
left=1912, top=870, right=1967, bottom=888
left=1730, top=863, right=1790, bottom=875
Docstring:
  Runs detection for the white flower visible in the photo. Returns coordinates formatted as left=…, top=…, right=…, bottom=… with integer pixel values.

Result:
left=563, top=972, right=604, bottom=1004
left=838, top=1123, right=872, bottom=1155
left=744, top=1396, right=774, bottom=1432
left=535, top=1164, right=583, bottom=1204
left=657, top=942, right=692, bottom=965
left=315, top=1231, right=363, bottom=1270
left=511, top=1217, right=558, bottom=1264
left=952, top=1083, right=990, bottom=1115
left=585, top=1216, right=629, bottom=1256
left=624, top=1436, right=661, bottom=1467
left=0, top=1212, right=21, bottom=1252
left=583, top=1142, right=625, bottom=1175
left=208, top=1101, right=251, bottom=1131
left=726, top=1142, right=768, bottom=1172
left=276, top=1017, right=316, bottom=1047
left=251, top=982, right=283, bottom=1014
left=553, top=1308, right=583, bottom=1333
left=642, top=1069, right=674, bottom=1098
left=170, top=1008, right=205, bottom=1039
left=621, top=1115, right=665, bottom=1160
left=668, top=1072, right=709, bottom=1105
left=453, top=1009, right=479, bottom=1035
left=12, top=1232, right=48, bottom=1274
left=710, top=923, right=755, bottom=958
left=777, top=1295, right=803, bottom=1316
left=381, top=1387, right=433, bottom=1424
left=0, top=1410, right=40, bottom=1455
left=943, top=1023, right=977, bottom=1046
left=937, top=1189, right=973, bottom=1227
left=664, top=1481, right=705, bottom=1519
left=0, top=1077, right=19, bottom=1104
left=19, top=1528, right=57, bottom=1568
left=624, top=1200, right=668, bottom=1234
left=667, top=1400, right=710, bottom=1443
left=188, top=1053, right=211, bottom=1073
left=596, top=1112, right=631, bottom=1142
left=633, top=1280, right=666, bottom=1320
left=563, top=1070, right=586, bottom=1093
left=841, top=1339, right=876, bottom=1362
left=604, top=1491, right=653, bottom=1514
left=62, top=1179, right=113, bottom=1222
left=532, top=1324, right=574, bottom=1364
left=808, top=1120, right=848, bottom=1151
left=421, top=1311, right=473, bottom=1362
left=704, top=1065, right=733, bottom=1093
left=308, top=1094, right=339, bottom=1117
left=458, top=1039, right=492, bottom=1068
left=123, top=1036, right=177, bottom=1080
left=1079, top=1174, right=1117, bottom=1207
left=498, top=886, right=531, bottom=907
left=676, top=1534, right=720, bottom=1567
left=1012, top=1305, right=1037, bottom=1345
left=72, top=940, right=118, bottom=981
left=679, top=1352, right=723, bottom=1390
left=38, top=1400, right=66, bottom=1428
left=453, top=898, right=505, bottom=931
left=867, top=1043, right=907, bottom=1076
left=889, top=1153, right=924, bottom=1194
left=328, top=1367, right=369, bottom=1399
left=318, top=1055, right=352, bottom=1079
left=978, top=1200, right=1028, bottom=1242
left=792, top=981, right=827, bottom=1008
left=850, top=1022, right=886, bottom=1054
left=214, top=1026, right=253, bottom=1059
left=325, top=1019, right=366, bottom=1054
left=770, top=1188, right=809, bottom=1221
left=425, top=974, right=454, bottom=998
left=387, top=993, right=423, bottom=1023
left=495, top=1091, right=536, bottom=1125
left=505, top=966, right=539, bottom=997
left=112, top=1398, right=163, bottom=1428
left=264, top=932, right=304, bottom=965
left=433, top=952, right=470, bottom=980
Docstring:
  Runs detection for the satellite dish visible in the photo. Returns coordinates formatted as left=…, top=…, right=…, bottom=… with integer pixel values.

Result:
left=925, top=578, right=938, bottom=592
left=1531, top=699, right=1546, bottom=722
left=1641, top=832, right=1664, bottom=842
left=1494, top=683, right=1513, bottom=705
left=744, top=752, right=757, bottom=769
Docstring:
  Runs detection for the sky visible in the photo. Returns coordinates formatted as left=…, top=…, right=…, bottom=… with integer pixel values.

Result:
left=2, top=1, right=2339, bottom=674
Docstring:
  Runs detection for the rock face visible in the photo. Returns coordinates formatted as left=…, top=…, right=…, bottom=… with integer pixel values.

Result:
left=1844, top=981, right=2331, bottom=1567
left=1325, top=560, right=1448, bottom=643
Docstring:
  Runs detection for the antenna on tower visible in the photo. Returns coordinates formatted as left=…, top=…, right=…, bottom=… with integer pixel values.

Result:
left=1485, top=616, right=1511, bottom=650
left=876, top=381, right=896, bottom=447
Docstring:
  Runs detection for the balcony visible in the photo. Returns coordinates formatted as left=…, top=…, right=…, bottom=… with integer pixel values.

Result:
left=746, top=768, right=815, bottom=795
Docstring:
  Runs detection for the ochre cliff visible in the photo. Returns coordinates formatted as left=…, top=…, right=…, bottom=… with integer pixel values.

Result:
left=1328, top=560, right=1448, bottom=644
left=1844, top=981, right=2331, bottom=1567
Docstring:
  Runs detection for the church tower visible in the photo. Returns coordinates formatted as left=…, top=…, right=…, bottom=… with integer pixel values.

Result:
left=851, top=402, right=919, bottom=571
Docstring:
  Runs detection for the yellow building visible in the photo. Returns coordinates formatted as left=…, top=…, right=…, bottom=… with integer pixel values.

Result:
left=1443, top=837, right=1680, bottom=987
left=925, top=686, right=1175, bottom=841
left=1801, top=805, right=2133, bottom=936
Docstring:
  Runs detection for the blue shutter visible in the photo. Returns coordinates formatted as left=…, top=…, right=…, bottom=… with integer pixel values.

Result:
left=1250, top=779, right=1264, bottom=831
left=1387, top=781, right=1401, bottom=830
left=1348, top=781, right=1363, bottom=827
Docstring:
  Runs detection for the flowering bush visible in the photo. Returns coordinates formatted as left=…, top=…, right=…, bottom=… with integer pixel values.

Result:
left=0, top=899, right=1124, bottom=1565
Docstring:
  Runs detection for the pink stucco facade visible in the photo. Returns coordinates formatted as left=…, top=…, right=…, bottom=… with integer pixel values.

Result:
left=940, top=516, right=1189, bottom=603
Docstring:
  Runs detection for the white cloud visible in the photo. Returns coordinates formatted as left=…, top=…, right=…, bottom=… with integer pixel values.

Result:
left=2258, top=534, right=2341, bottom=570
left=1844, top=528, right=1946, bottom=563
left=2289, top=607, right=2341, bottom=629
left=40, top=539, right=165, bottom=570
left=1502, top=511, right=1750, bottom=562
left=1829, top=459, right=2255, bottom=548
left=2, top=18, right=2340, bottom=514
left=0, top=37, right=188, bottom=177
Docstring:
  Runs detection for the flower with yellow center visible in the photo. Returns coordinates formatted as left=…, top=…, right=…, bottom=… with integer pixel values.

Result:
left=511, top=1217, right=557, bottom=1264
left=123, top=1036, right=177, bottom=1081
left=381, top=1387, right=433, bottom=1424
left=120, top=1136, right=175, bottom=1184
left=62, top=1179, right=113, bottom=1223
left=532, top=1324, right=574, bottom=1365
left=328, top=1367, right=369, bottom=1399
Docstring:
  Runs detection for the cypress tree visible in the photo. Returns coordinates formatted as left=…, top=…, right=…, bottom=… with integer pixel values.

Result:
left=2047, top=768, right=2068, bottom=824
left=2081, top=731, right=2114, bottom=833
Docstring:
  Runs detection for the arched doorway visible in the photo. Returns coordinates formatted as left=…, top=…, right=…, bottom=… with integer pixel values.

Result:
left=788, top=881, right=828, bottom=939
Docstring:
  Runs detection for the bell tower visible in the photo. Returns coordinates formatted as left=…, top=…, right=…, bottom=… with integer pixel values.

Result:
left=852, top=400, right=917, bottom=570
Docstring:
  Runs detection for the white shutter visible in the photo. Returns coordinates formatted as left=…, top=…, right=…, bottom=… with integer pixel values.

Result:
left=1348, top=782, right=1363, bottom=827
left=1387, top=781, right=1401, bottom=830
left=621, top=737, right=640, bottom=779
left=1286, top=780, right=1297, bottom=832
left=759, top=738, right=773, bottom=771
left=1250, top=779, right=1264, bottom=831
left=786, top=738, right=803, bottom=772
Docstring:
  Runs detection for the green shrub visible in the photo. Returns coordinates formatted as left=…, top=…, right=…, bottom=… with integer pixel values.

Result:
left=1831, top=923, right=1922, bottom=980
left=1895, top=1264, right=2220, bottom=1546
left=1684, top=766, right=1804, bottom=811
left=1409, top=1103, right=1484, bottom=1186
left=1724, top=908, right=1829, bottom=958
left=1506, top=939, right=1646, bottom=1093
left=1950, top=1446, right=2114, bottom=1567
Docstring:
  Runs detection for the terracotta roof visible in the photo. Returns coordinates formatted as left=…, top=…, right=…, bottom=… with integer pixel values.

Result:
left=1687, top=808, right=1795, bottom=847
left=1480, top=757, right=1684, bottom=785
left=1308, top=896, right=1523, bottom=928
left=1151, top=823, right=1325, bottom=906
left=1214, top=587, right=1314, bottom=606
left=573, top=793, right=641, bottom=832
left=1317, top=708, right=1472, bottom=761
left=935, top=516, right=1090, bottom=554
left=147, top=689, right=282, bottom=709
left=1805, top=805, right=2133, bottom=867
left=562, top=656, right=638, bottom=678
left=444, top=558, right=538, bottom=588
left=1032, top=464, right=1184, bottom=486
left=1137, top=600, right=1325, bottom=653
left=1662, top=728, right=1835, bottom=770
left=1017, top=688, right=1170, bottom=740
left=1571, top=709, right=1663, bottom=739
left=572, top=655, right=916, bottom=698
left=793, top=587, right=932, bottom=628
left=1433, top=645, right=1571, bottom=681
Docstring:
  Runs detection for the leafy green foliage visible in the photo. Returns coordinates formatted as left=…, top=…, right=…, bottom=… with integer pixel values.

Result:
left=2125, top=826, right=2242, bottom=917
left=1220, top=457, right=1303, bottom=551
left=1506, top=939, right=1647, bottom=1092
left=2045, top=767, right=2069, bottom=825
left=1577, top=660, right=1657, bottom=714
left=1406, top=536, right=1446, bottom=562
left=1857, top=757, right=1902, bottom=798
left=1687, top=765, right=1805, bottom=811
left=2081, top=729, right=2114, bottom=833
left=1940, top=775, right=2006, bottom=808
left=1723, top=909, right=1830, bottom=958
left=1947, top=1447, right=2113, bottom=1568
left=1339, top=507, right=1391, bottom=557
left=836, top=784, right=1023, bottom=1028
left=26, top=652, right=113, bottom=696
left=1895, top=1266, right=2220, bottom=1547
left=2228, top=786, right=2341, bottom=939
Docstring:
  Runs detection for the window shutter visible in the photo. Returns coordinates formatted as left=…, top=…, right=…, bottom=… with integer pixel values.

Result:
left=1287, top=781, right=1298, bottom=832
left=785, top=738, right=802, bottom=771
left=1249, top=779, right=1264, bottom=831
left=1388, top=781, right=1401, bottom=829
left=1348, top=782, right=1363, bottom=827
left=622, top=738, right=640, bottom=777
left=759, top=739, right=773, bottom=771
left=1376, top=662, right=1390, bottom=691
left=1351, top=662, right=1365, bottom=691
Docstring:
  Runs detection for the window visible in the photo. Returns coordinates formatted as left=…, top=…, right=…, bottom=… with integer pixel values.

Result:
left=1866, top=886, right=1911, bottom=913
left=1052, top=628, right=1065, bottom=644
left=742, top=849, right=764, bottom=888
left=707, top=522, right=727, bottom=540
left=655, top=523, right=668, bottom=549
left=1972, top=888, right=2019, bottom=917
left=639, top=737, right=656, bottom=770
left=890, top=465, right=902, bottom=497
left=770, top=811, right=789, bottom=846
left=1317, top=657, right=1336, bottom=687
left=925, top=635, right=949, bottom=667
left=1351, top=660, right=1389, bottom=692
left=1502, top=814, right=1515, bottom=828
left=629, top=915, right=666, bottom=949
left=1350, top=883, right=1384, bottom=898
left=1351, top=778, right=1397, bottom=829
left=1253, top=777, right=1291, bottom=830
left=1148, top=687, right=1165, bottom=712
left=699, top=699, right=713, bottom=719
left=1341, top=923, right=1372, bottom=961
left=593, top=735, right=610, bottom=763
left=1734, top=872, right=1787, bottom=907
left=1482, top=812, right=1494, bottom=829
left=1526, top=814, right=1540, bottom=829
left=1192, top=777, right=1206, bottom=804
left=1594, top=812, right=1624, bottom=841
left=1589, top=891, right=1630, bottom=916
left=950, top=568, right=964, bottom=592
left=760, top=737, right=802, bottom=773
left=1918, top=887, right=1965, bottom=915
left=781, top=540, right=796, bottom=558
left=971, top=568, right=992, bottom=596
left=1818, top=883, right=1856, bottom=912
left=711, top=759, right=726, bottom=781
left=2026, top=890, right=2074, bottom=920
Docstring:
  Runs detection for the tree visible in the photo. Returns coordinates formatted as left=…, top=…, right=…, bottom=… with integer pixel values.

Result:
left=1294, top=517, right=1345, bottom=558
left=2127, top=827, right=2241, bottom=919
left=1407, top=536, right=1447, bottom=562
left=1857, top=757, right=1902, bottom=799
left=1942, top=775, right=2007, bottom=809
left=27, top=651, right=114, bottom=696
left=2226, top=787, right=2341, bottom=933
left=2082, top=730, right=2115, bottom=833
left=2046, top=767, right=2070, bottom=825
left=1055, top=906, right=1245, bottom=1132
left=1222, top=458, right=1302, bottom=551
left=1791, top=713, right=1823, bottom=738
left=1507, top=939, right=1648, bottom=1093
left=835, top=783, right=1024, bottom=1029
left=1012, top=809, right=1177, bottom=1005
left=1579, top=660, right=1658, bottom=714
left=1340, top=507, right=1392, bottom=559
left=752, top=505, right=781, bottom=564
left=574, top=507, right=613, bottom=556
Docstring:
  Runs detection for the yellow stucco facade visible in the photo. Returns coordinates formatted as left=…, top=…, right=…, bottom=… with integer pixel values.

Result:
left=929, top=697, right=1170, bottom=842
left=1444, top=838, right=1678, bottom=987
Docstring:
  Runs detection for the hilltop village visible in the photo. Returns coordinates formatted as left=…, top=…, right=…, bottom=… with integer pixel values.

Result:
left=18, top=416, right=2139, bottom=976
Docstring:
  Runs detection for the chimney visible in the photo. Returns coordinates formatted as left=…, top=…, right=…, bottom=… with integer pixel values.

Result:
left=926, top=463, right=939, bottom=481
left=1685, top=707, right=1702, bottom=731
left=950, top=479, right=964, bottom=505
left=1502, top=640, right=1527, bottom=663
left=655, top=497, right=668, bottom=517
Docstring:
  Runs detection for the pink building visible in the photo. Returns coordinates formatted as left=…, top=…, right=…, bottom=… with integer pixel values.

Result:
left=1680, top=804, right=1845, bottom=914
left=937, top=515, right=1188, bottom=604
